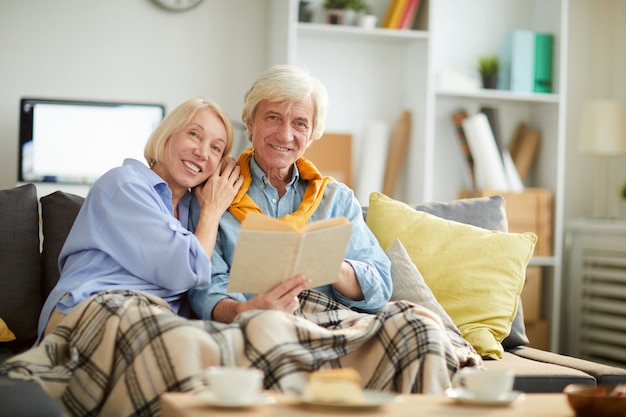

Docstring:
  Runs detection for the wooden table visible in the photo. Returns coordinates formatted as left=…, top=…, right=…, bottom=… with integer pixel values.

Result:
left=161, top=391, right=575, bottom=417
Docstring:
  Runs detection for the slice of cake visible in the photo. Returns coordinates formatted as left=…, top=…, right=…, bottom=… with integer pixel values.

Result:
left=307, top=368, right=365, bottom=404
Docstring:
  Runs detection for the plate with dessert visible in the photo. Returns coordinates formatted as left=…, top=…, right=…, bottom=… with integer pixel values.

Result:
left=300, top=368, right=400, bottom=409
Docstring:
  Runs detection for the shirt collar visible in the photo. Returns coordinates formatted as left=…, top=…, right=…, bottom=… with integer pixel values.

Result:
left=249, top=156, right=301, bottom=188
left=122, top=158, right=192, bottom=220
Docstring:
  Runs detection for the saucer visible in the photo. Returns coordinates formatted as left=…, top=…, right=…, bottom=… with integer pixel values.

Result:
left=199, top=391, right=276, bottom=408
left=446, top=388, right=525, bottom=406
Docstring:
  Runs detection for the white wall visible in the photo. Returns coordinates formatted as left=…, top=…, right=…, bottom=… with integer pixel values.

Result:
left=2, top=0, right=625, bottom=219
left=565, top=0, right=626, bottom=219
left=0, top=0, right=269, bottom=189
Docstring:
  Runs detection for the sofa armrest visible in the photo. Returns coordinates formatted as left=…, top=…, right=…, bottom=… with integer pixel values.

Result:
left=510, top=346, right=626, bottom=385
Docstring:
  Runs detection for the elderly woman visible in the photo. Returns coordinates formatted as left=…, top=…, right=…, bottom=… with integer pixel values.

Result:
left=37, top=97, right=243, bottom=343
left=188, top=64, right=392, bottom=323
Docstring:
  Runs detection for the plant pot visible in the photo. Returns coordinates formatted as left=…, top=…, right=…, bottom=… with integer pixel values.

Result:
left=481, top=74, right=498, bottom=89
left=358, top=13, right=377, bottom=29
left=324, top=9, right=344, bottom=25
left=342, top=9, right=356, bottom=25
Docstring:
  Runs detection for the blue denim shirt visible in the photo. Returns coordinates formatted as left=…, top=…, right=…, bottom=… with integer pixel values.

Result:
left=188, top=156, right=392, bottom=320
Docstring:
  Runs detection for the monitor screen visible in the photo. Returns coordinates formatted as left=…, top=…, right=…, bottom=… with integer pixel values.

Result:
left=19, top=98, right=165, bottom=184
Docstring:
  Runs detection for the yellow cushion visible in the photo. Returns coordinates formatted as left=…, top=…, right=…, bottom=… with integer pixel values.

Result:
left=0, top=317, right=16, bottom=342
left=366, top=192, right=537, bottom=359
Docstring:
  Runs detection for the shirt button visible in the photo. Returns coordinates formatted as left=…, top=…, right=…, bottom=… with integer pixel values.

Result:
left=272, top=198, right=277, bottom=204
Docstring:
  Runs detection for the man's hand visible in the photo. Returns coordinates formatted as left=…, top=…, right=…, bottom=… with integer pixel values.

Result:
left=212, top=275, right=311, bottom=323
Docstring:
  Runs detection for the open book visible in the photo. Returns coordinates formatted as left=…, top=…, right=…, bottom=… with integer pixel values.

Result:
left=227, top=212, right=353, bottom=293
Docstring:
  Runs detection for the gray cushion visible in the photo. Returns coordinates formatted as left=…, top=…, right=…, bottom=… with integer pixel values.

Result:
left=40, top=191, right=84, bottom=299
left=0, top=184, right=42, bottom=353
left=386, top=239, right=480, bottom=360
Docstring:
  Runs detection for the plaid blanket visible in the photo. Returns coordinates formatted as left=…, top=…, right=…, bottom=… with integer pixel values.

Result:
left=1, top=290, right=480, bottom=417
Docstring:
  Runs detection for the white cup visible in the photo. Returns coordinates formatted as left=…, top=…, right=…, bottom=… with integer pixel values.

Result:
left=205, top=367, right=263, bottom=403
left=452, top=368, right=514, bottom=400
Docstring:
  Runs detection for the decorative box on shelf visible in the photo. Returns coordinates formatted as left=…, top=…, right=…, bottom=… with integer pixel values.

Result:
left=458, top=188, right=553, bottom=256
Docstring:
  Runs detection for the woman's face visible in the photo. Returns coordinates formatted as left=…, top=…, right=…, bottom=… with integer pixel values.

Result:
left=247, top=98, right=314, bottom=175
left=154, top=108, right=227, bottom=195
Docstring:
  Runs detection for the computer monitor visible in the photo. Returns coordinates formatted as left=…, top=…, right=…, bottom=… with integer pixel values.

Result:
left=18, top=97, right=164, bottom=184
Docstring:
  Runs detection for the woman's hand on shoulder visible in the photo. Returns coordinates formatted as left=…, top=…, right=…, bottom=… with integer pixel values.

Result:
left=195, top=156, right=243, bottom=215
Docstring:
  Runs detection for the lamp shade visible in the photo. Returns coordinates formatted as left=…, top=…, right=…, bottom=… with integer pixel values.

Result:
left=579, top=100, right=626, bottom=155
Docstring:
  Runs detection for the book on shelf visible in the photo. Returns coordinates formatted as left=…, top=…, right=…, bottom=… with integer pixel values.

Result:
left=475, top=107, right=524, bottom=192
left=498, top=30, right=555, bottom=94
left=462, top=112, right=526, bottom=192
left=461, top=112, right=509, bottom=191
left=508, top=122, right=541, bottom=181
left=498, top=30, right=535, bottom=93
left=479, top=106, right=505, bottom=164
left=534, top=33, right=554, bottom=93
left=451, top=109, right=476, bottom=189
left=398, top=0, right=422, bottom=30
left=383, top=0, right=409, bottom=29
left=227, top=212, right=353, bottom=294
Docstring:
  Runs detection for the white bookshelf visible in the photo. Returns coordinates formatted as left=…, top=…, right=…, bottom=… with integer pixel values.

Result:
left=267, top=0, right=568, bottom=352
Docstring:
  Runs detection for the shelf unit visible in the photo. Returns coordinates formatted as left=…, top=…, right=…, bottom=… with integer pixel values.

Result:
left=428, top=0, right=568, bottom=353
left=268, top=0, right=430, bottom=205
left=267, top=0, right=568, bottom=352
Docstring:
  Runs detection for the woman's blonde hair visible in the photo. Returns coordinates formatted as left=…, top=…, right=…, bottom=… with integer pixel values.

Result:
left=241, top=65, right=329, bottom=143
left=144, top=97, right=234, bottom=165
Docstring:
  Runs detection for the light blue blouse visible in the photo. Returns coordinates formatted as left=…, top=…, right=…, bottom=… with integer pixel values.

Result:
left=188, top=156, right=392, bottom=320
left=36, top=159, right=212, bottom=342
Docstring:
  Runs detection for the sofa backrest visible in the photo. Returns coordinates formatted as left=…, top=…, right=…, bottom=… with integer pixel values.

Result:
left=0, top=184, right=43, bottom=352
left=40, top=191, right=85, bottom=298
left=1, top=186, right=529, bottom=354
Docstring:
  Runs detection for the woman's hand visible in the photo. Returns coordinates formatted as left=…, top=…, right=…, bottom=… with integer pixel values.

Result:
left=212, top=275, right=311, bottom=323
left=194, top=156, right=243, bottom=257
left=195, top=156, right=243, bottom=215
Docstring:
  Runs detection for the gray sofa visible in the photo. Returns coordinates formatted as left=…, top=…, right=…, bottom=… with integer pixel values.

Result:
left=1, top=184, right=625, bottom=406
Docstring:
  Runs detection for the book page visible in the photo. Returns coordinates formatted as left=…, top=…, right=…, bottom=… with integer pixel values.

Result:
left=290, top=223, right=352, bottom=284
left=240, top=212, right=297, bottom=232
left=227, top=220, right=353, bottom=293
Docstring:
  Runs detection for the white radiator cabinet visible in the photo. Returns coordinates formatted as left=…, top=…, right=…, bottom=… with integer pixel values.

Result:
left=563, top=219, right=626, bottom=367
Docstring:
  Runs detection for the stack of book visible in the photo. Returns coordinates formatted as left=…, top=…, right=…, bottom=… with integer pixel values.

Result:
left=498, top=30, right=554, bottom=93
left=451, top=107, right=541, bottom=192
left=382, top=0, right=423, bottom=30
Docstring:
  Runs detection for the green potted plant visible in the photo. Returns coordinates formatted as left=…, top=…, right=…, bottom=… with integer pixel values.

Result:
left=324, top=0, right=370, bottom=25
left=478, top=55, right=499, bottom=89
left=347, top=0, right=377, bottom=28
